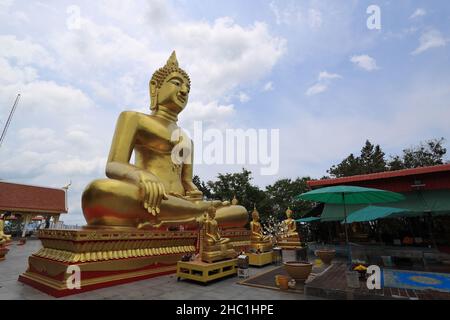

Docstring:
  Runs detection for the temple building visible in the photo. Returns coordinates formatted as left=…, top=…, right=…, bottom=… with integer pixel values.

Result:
left=305, top=164, right=450, bottom=249
left=0, top=181, right=67, bottom=236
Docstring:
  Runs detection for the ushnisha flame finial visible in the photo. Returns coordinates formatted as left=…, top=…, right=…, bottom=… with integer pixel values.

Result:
left=166, top=51, right=179, bottom=68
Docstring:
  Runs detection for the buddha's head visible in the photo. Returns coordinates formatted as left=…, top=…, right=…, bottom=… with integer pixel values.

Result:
left=286, top=207, right=293, bottom=219
left=252, top=206, right=260, bottom=222
left=150, top=51, right=191, bottom=114
left=207, top=206, right=216, bottom=219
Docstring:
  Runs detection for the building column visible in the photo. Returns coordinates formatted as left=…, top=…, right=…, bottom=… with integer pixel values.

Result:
left=21, top=214, right=32, bottom=238
left=52, top=214, right=60, bottom=226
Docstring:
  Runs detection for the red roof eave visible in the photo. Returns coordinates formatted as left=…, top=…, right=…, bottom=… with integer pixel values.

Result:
left=308, top=164, right=450, bottom=188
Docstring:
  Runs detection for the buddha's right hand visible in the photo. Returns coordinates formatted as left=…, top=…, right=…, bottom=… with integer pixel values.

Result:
left=139, top=173, right=169, bottom=216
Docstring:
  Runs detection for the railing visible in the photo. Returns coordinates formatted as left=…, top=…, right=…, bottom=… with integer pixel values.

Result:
left=48, top=223, right=81, bottom=230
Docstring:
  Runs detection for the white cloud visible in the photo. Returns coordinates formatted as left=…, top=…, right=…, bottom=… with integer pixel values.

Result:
left=0, top=35, right=54, bottom=67
left=165, top=17, right=286, bottom=101
left=179, top=100, right=235, bottom=127
left=306, top=71, right=341, bottom=96
left=0, top=57, right=38, bottom=84
left=305, top=83, right=327, bottom=96
left=238, top=92, right=250, bottom=103
left=410, top=8, right=426, bottom=19
left=308, top=9, right=322, bottom=29
left=350, top=55, right=378, bottom=71
left=263, top=81, right=274, bottom=92
left=44, top=157, right=106, bottom=176
left=412, top=29, right=448, bottom=55
left=269, top=2, right=323, bottom=29
left=318, top=71, right=342, bottom=81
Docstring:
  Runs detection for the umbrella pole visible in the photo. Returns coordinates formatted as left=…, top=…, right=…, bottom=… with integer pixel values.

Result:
left=342, top=194, right=351, bottom=267
left=427, top=212, right=437, bottom=249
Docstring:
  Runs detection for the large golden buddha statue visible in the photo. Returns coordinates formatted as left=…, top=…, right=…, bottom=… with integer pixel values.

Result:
left=200, top=206, right=236, bottom=263
left=82, top=52, right=247, bottom=230
left=250, top=206, right=272, bottom=252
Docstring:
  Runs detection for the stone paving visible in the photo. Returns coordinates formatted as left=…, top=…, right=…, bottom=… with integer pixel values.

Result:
left=305, top=262, right=450, bottom=300
left=0, top=240, right=321, bottom=300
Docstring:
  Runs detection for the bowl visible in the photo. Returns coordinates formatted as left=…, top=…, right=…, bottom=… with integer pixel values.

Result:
left=283, top=261, right=313, bottom=281
left=315, top=249, right=336, bottom=265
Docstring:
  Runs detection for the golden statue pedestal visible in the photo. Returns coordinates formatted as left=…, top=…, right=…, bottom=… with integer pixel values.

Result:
left=222, top=229, right=251, bottom=253
left=18, top=229, right=197, bottom=297
left=277, top=236, right=302, bottom=250
left=250, top=242, right=273, bottom=253
left=176, top=259, right=237, bottom=284
left=201, top=244, right=236, bottom=263
left=248, top=251, right=273, bottom=267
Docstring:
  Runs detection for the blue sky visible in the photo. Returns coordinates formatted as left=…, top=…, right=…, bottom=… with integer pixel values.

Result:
left=0, top=0, right=449, bottom=224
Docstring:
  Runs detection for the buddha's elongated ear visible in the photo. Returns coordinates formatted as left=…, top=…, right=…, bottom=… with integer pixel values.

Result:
left=150, top=80, right=158, bottom=111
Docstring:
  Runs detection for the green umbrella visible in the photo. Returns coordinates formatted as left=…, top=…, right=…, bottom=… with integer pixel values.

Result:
left=296, top=217, right=321, bottom=223
left=297, top=185, right=405, bottom=205
left=296, top=185, right=405, bottom=264
left=342, top=205, right=408, bottom=224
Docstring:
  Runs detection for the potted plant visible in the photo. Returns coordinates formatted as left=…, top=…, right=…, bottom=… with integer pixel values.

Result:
left=283, top=261, right=313, bottom=282
left=353, top=264, right=368, bottom=281
left=315, top=249, right=336, bottom=265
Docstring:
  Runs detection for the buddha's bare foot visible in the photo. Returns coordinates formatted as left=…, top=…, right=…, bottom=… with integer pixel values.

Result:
left=186, top=190, right=203, bottom=200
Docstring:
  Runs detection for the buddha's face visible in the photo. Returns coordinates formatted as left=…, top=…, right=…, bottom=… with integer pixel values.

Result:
left=252, top=213, right=259, bottom=222
left=156, top=72, right=190, bottom=113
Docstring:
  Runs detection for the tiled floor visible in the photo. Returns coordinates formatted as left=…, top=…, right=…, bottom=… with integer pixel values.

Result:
left=305, top=263, right=450, bottom=300
left=0, top=240, right=321, bottom=300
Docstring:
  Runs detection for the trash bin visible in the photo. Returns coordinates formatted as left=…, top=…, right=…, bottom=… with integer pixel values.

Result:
left=346, top=271, right=360, bottom=289
left=272, top=247, right=282, bottom=265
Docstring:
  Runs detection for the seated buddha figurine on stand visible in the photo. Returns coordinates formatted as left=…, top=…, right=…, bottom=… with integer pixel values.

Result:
left=277, top=208, right=302, bottom=249
left=0, top=216, right=11, bottom=245
left=199, top=206, right=236, bottom=263
left=0, top=217, right=11, bottom=261
left=250, top=206, right=273, bottom=253
left=81, top=51, right=247, bottom=231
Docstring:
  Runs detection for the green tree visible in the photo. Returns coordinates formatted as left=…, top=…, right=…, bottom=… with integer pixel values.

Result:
left=206, top=169, right=268, bottom=215
left=327, top=153, right=362, bottom=178
left=264, top=177, right=313, bottom=221
left=388, top=138, right=447, bottom=169
left=192, top=175, right=212, bottom=199
left=327, top=140, right=387, bottom=178
left=360, top=141, right=387, bottom=173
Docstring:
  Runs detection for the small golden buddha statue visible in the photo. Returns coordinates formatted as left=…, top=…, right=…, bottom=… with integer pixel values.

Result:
left=200, top=206, right=236, bottom=263
left=81, top=52, right=247, bottom=230
left=250, top=206, right=272, bottom=252
left=278, top=208, right=301, bottom=248
left=0, top=217, right=11, bottom=245
left=282, top=208, right=298, bottom=238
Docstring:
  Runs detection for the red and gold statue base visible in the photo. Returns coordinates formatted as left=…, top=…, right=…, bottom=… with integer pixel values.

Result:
left=19, top=228, right=198, bottom=297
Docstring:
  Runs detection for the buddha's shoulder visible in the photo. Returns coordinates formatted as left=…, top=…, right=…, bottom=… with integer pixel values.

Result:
left=117, top=111, right=157, bottom=124
left=118, top=110, right=148, bottom=118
